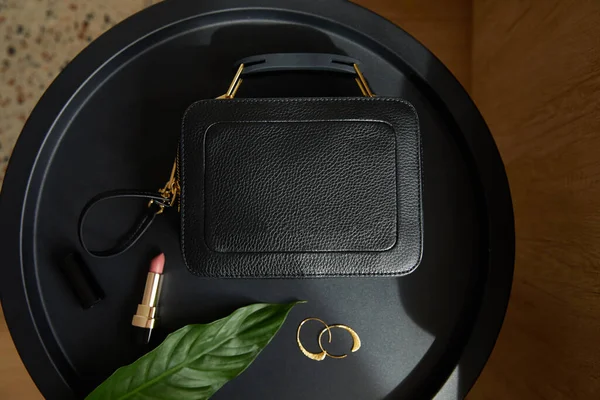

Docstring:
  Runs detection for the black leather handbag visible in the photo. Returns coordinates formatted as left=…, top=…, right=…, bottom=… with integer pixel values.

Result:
left=79, top=53, right=423, bottom=278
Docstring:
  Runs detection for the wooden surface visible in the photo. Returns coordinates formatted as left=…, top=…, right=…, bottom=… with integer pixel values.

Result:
left=0, top=305, right=42, bottom=399
left=469, top=0, right=600, bottom=399
left=353, top=0, right=472, bottom=90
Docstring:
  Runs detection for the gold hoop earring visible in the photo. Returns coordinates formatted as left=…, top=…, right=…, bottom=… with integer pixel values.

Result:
left=318, top=324, right=361, bottom=359
left=296, top=318, right=332, bottom=361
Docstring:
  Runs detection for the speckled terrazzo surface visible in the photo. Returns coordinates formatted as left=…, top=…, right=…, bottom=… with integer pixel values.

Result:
left=0, top=0, right=161, bottom=186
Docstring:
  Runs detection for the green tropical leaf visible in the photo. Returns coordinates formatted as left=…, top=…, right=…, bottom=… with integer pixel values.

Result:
left=86, top=302, right=299, bottom=400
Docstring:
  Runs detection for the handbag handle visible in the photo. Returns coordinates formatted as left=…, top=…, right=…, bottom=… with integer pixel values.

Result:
left=218, top=53, right=374, bottom=99
left=238, top=53, right=360, bottom=75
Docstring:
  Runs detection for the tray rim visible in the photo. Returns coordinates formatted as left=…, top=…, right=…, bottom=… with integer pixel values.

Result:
left=0, top=0, right=514, bottom=398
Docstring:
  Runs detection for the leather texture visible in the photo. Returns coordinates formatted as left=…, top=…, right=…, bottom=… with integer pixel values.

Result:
left=181, top=97, right=423, bottom=277
left=204, top=120, right=397, bottom=253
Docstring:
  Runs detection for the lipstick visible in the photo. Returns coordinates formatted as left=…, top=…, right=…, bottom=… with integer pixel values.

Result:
left=132, top=253, right=164, bottom=344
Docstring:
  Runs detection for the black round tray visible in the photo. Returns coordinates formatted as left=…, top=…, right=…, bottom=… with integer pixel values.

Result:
left=0, top=0, right=514, bottom=399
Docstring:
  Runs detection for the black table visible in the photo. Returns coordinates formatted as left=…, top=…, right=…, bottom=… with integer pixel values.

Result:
left=0, top=0, right=514, bottom=399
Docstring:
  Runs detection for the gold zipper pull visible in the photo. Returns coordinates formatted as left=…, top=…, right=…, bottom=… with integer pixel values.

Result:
left=150, top=160, right=179, bottom=214
left=159, top=161, right=179, bottom=206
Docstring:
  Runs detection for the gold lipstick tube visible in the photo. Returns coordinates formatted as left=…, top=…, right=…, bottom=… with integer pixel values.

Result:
left=132, top=271, right=162, bottom=342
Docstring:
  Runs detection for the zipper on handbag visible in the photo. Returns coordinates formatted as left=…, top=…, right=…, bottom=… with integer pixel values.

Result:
left=153, top=155, right=179, bottom=214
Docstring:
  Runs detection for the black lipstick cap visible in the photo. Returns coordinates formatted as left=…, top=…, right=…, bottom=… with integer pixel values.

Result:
left=60, top=252, right=104, bottom=309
